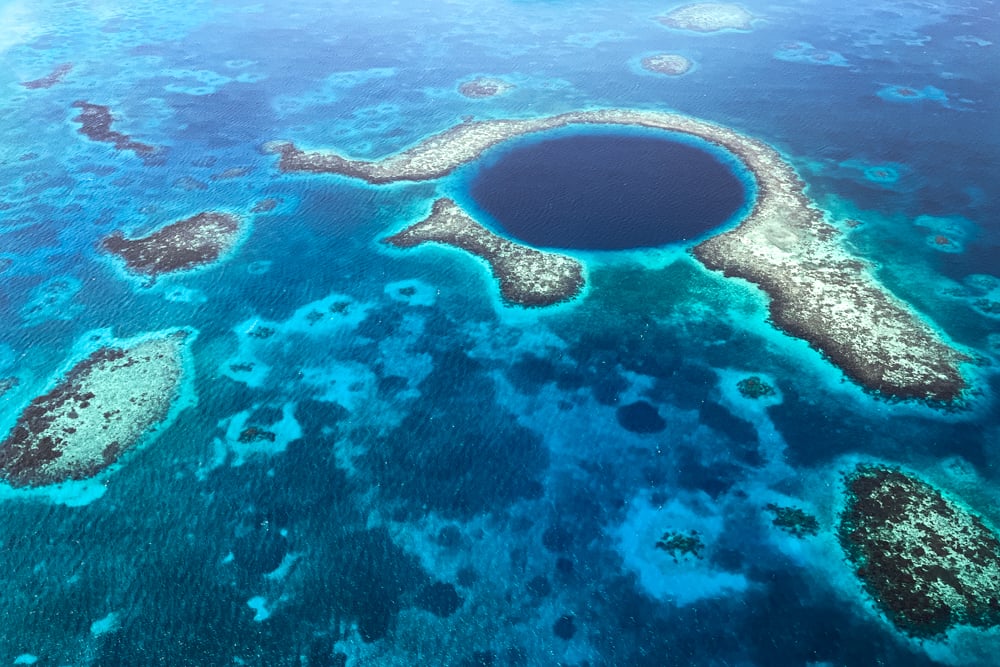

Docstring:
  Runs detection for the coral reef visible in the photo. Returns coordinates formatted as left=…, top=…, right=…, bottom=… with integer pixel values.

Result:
left=264, top=108, right=968, bottom=401
left=101, top=211, right=244, bottom=280
left=384, top=198, right=584, bottom=307
left=0, top=331, right=191, bottom=488
left=458, top=76, right=515, bottom=99
left=839, top=464, right=1000, bottom=637
left=736, top=375, right=775, bottom=399
left=655, top=530, right=704, bottom=562
left=641, top=54, right=693, bottom=75
left=70, top=101, right=162, bottom=162
left=656, top=3, right=754, bottom=32
left=22, top=62, right=73, bottom=89
left=764, top=503, right=819, bottom=537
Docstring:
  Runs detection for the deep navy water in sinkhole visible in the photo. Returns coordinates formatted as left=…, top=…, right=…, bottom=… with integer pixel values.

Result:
left=467, top=131, right=751, bottom=250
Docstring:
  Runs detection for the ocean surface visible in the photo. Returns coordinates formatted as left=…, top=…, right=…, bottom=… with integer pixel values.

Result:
left=0, top=0, right=998, bottom=665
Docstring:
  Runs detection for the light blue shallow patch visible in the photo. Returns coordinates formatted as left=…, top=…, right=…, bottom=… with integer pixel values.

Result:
left=773, top=41, right=849, bottom=67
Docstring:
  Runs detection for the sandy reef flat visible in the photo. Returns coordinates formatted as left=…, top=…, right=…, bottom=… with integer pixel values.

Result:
left=0, top=330, right=192, bottom=488
left=265, top=108, right=968, bottom=402
left=641, top=54, right=694, bottom=75
left=656, top=3, right=755, bottom=33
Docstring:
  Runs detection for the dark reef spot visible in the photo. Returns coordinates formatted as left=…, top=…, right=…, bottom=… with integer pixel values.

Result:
left=553, top=614, right=577, bottom=640
left=456, top=566, right=478, bottom=588
left=415, top=582, right=463, bottom=618
left=527, top=575, right=552, bottom=598
left=556, top=557, right=574, bottom=575
left=616, top=401, right=666, bottom=433
left=542, top=524, right=573, bottom=553
left=435, top=524, right=463, bottom=549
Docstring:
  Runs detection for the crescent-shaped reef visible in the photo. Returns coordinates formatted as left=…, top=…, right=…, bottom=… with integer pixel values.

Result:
left=384, top=198, right=584, bottom=307
left=263, top=108, right=968, bottom=403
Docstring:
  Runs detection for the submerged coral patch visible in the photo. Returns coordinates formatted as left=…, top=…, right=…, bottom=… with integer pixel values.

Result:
left=641, top=54, right=693, bottom=75
left=773, top=41, right=849, bottom=67
left=458, top=76, right=514, bottom=99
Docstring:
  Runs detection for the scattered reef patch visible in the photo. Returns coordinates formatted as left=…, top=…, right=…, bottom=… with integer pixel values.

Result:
left=458, top=76, right=514, bottom=99
left=22, top=62, right=73, bottom=89
left=764, top=503, right=819, bottom=537
left=656, top=3, right=755, bottom=33
left=839, top=463, right=1000, bottom=638
left=70, top=101, right=163, bottom=163
left=736, top=375, right=775, bottom=399
left=0, top=329, right=194, bottom=488
left=101, top=211, right=245, bottom=281
left=641, top=53, right=693, bottom=75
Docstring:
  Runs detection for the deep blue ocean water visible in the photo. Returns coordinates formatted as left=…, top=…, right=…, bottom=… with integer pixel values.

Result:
left=0, top=0, right=998, bottom=665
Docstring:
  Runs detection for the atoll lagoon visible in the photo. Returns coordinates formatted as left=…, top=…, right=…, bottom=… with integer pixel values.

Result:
left=0, top=0, right=997, bottom=664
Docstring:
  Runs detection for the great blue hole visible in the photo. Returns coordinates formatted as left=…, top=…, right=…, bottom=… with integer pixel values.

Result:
left=466, top=129, right=751, bottom=250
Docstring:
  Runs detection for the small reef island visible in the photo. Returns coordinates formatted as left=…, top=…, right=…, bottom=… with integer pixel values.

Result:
left=264, top=108, right=968, bottom=402
left=839, top=464, right=1000, bottom=638
left=384, top=198, right=584, bottom=307
left=458, top=77, right=515, bottom=99
left=101, top=211, right=245, bottom=282
left=0, top=331, right=192, bottom=488
left=641, top=54, right=694, bottom=76
left=656, top=3, right=755, bottom=33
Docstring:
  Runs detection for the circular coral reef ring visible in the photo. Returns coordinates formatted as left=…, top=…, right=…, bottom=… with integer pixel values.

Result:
left=838, top=463, right=1000, bottom=638
left=263, top=107, right=970, bottom=404
left=0, top=328, right=197, bottom=491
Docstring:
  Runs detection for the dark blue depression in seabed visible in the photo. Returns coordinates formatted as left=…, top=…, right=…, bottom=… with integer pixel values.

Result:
left=467, top=130, right=752, bottom=250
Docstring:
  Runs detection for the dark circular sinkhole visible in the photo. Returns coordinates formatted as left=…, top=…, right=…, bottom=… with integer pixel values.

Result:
left=467, top=130, right=751, bottom=250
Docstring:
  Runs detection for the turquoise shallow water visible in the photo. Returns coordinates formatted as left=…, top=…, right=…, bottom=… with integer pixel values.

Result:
left=0, top=0, right=998, bottom=664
